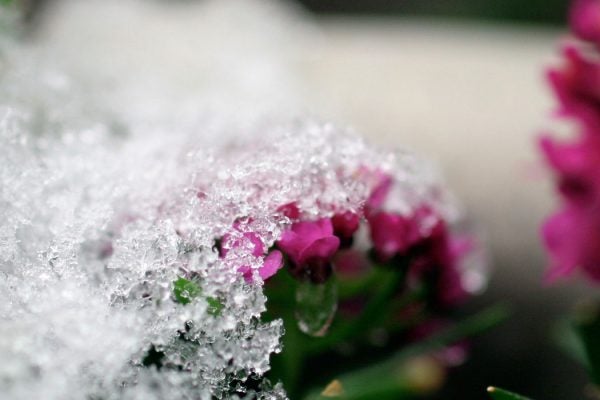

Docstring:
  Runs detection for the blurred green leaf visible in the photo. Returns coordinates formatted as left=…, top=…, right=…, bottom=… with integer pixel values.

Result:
left=487, top=386, right=532, bottom=400
left=552, top=319, right=587, bottom=366
left=307, top=267, right=404, bottom=354
left=304, top=304, right=510, bottom=400
left=574, top=302, right=600, bottom=385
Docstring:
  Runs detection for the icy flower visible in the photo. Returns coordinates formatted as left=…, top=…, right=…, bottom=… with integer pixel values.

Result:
left=276, top=218, right=340, bottom=283
left=365, top=173, right=471, bottom=304
left=277, top=202, right=301, bottom=220
left=570, top=0, right=600, bottom=45
left=365, top=173, right=419, bottom=261
left=220, top=228, right=283, bottom=282
left=366, top=171, right=393, bottom=210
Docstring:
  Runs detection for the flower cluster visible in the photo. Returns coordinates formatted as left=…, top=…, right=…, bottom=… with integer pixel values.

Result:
left=540, top=0, right=600, bottom=282
left=221, top=171, right=476, bottom=312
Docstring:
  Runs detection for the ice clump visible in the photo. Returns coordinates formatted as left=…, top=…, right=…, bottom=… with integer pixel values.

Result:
left=0, top=1, right=468, bottom=399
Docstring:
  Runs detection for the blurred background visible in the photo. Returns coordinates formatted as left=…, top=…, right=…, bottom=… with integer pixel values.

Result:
left=5, top=0, right=592, bottom=398
left=299, top=0, right=569, bottom=25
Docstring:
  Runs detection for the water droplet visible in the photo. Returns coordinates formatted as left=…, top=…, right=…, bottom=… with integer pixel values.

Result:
left=294, top=278, right=337, bottom=337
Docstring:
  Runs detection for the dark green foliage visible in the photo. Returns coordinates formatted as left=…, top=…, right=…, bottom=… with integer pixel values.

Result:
left=487, top=386, right=532, bottom=400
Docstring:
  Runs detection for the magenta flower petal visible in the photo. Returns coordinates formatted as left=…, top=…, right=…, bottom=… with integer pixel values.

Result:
left=276, top=229, right=303, bottom=265
left=366, top=173, right=393, bottom=211
left=331, top=211, right=360, bottom=240
left=367, top=212, right=414, bottom=261
left=299, top=236, right=340, bottom=264
left=548, top=45, right=600, bottom=131
left=542, top=208, right=586, bottom=281
left=277, top=218, right=338, bottom=266
left=276, top=218, right=341, bottom=282
left=259, top=250, right=283, bottom=280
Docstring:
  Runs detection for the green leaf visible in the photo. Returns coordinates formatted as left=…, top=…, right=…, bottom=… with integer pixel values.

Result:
left=487, top=386, right=532, bottom=400
left=173, top=277, right=201, bottom=305
left=303, top=304, right=510, bottom=400
left=307, top=267, right=404, bottom=354
left=552, top=319, right=587, bottom=366
left=206, top=296, right=224, bottom=316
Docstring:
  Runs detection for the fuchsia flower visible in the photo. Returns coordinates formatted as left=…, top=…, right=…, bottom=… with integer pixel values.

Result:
left=365, top=173, right=471, bottom=305
left=331, top=211, right=360, bottom=248
left=365, top=174, right=420, bottom=262
left=542, top=206, right=600, bottom=282
left=540, top=135, right=600, bottom=282
left=408, top=220, right=472, bottom=306
left=570, top=0, right=600, bottom=45
left=276, top=218, right=340, bottom=283
left=220, top=228, right=283, bottom=282
left=540, top=1, right=600, bottom=282
left=367, top=212, right=419, bottom=262
left=548, top=45, right=600, bottom=131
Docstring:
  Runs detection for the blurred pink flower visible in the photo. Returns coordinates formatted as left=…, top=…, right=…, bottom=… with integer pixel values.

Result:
left=540, top=134, right=600, bottom=205
left=540, top=3, right=600, bottom=282
left=408, top=319, right=469, bottom=367
left=570, top=0, right=600, bottom=45
left=408, top=220, right=472, bottom=307
left=542, top=206, right=600, bottom=282
left=365, top=172, right=471, bottom=305
left=276, top=218, right=340, bottom=283
left=331, top=211, right=360, bottom=248
left=367, top=211, right=418, bottom=262
left=548, top=45, right=600, bottom=131
left=366, top=172, right=393, bottom=210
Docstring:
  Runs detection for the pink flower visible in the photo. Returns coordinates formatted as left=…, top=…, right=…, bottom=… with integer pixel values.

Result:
left=542, top=206, right=600, bottom=282
left=366, top=173, right=393, bottom=211
left=539, top=33, right=600, bottom=281
left=367, top=212, right=418, bottom=262
left=276, top=218, right=340, bottom=283
left=540, top=134, right=600, bottom=206
left=570, top=0, right=600, bottom=45
left=365, top=172, right=426, bottom=262
left=237, top=250, right=283, bottom=282
left=220, top=229, right=283, bottom=282
left=331, top=211, right=360, bottom=248
left=409, top=221, right=472, bottom=307
left=548, top=45, right=600, bottom=131
left=365, top=172, right=471, bottom=304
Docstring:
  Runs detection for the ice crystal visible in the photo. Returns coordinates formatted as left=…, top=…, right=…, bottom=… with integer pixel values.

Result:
left=0, top=1, right=480, bottom=399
